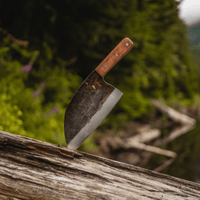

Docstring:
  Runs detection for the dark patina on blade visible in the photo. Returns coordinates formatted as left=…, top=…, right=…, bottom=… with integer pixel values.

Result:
left=64, top=71, right=115, bottom=146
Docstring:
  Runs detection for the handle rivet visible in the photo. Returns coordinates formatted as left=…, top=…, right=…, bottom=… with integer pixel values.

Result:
left=126, top=43, right=129, bottom=46
left=115, top=54, right=118, bottom=57
left=104, top=65, right=107, bottom=68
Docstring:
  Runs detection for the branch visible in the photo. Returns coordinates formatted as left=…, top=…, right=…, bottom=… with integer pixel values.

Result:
left=128, top=128, right=161, bottom=143
left=154, top=157, right=176, bottom=172
left=125, top=141, right=177, bottom=158
left=151, top=99, right=195, bottom=126
left=154, top=124, right=195, bottom=147
left=0, top=28, right=28, bottom=45
left=151, top=99, right=196, bottom=147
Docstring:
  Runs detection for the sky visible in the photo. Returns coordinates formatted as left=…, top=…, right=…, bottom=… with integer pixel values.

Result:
left=178, top=0, right=200, bottom=26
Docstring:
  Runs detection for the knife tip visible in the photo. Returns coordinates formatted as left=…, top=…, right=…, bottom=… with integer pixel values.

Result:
left=67, top=143, right=78, bottom=151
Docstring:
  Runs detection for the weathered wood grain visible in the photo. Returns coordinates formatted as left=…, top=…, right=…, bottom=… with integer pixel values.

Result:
left=0, top=130, right=200, bottom=200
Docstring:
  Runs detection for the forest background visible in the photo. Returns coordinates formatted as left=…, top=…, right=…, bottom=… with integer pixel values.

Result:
left=1, top=0, right=200, bottom=182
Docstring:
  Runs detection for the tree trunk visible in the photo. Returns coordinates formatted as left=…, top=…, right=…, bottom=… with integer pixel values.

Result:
left=0, top=130, right=200, bottom=200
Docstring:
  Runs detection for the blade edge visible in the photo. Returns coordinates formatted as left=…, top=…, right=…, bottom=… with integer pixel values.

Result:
left=67, top=88, right=123, bottom=150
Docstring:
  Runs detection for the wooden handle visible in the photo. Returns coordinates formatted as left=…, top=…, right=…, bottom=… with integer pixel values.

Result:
left=95, top=38, right=133, bottom=77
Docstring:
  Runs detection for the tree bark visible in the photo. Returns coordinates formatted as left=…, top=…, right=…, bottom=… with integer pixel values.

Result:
left=0, top=130, right=200, bottom=200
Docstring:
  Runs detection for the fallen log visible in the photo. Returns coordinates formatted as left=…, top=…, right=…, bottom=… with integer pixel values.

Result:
left=0, top=130, right=200, bottom=200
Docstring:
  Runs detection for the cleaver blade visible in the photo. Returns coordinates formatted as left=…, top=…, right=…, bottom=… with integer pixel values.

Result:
left=64, top=38, right=133, bottom=150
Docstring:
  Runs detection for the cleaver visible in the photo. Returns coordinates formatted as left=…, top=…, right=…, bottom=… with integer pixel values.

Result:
left=64, top=38, right=133, bottom=150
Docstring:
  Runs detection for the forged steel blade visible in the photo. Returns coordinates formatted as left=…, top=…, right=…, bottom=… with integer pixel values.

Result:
left=64, top=38, right=133, bottom=150
left=64, top=71, right=123, bottom=150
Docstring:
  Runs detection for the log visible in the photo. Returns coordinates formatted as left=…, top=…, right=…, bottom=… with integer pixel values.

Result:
left=0, top=130, right=200, bottom=200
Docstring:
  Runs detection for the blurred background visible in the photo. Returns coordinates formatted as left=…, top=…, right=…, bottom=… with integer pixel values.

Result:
left=1, top=0, right=200, bottom=183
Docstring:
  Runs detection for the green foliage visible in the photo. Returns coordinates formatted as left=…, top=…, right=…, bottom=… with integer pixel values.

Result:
left=103, top=0, right=199, bottom=127
left=0, top=35, right=81, bottom=145
left=0, top=0, right=199, bottom=145
left=1, top=1, right=199, bottom=131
